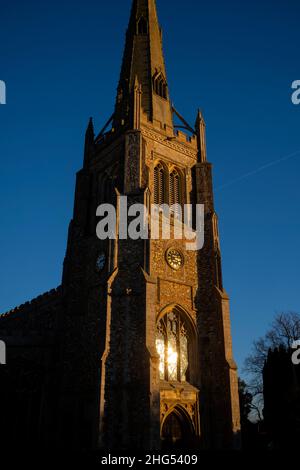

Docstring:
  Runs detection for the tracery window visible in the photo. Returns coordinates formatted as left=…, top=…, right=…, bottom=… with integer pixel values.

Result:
left=156, top=312, right=189, bottom=382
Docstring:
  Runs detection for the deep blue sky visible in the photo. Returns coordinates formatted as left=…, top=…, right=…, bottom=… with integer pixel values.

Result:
left=0, top=0, right=299, bottom=374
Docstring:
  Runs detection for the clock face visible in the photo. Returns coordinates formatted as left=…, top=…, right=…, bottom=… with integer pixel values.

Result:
left=96, top=253, right=106, bottom=273
left=166, top=248, right=184, bottom=270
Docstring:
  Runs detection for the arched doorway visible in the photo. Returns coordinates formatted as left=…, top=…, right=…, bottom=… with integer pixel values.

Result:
left=161, top=408, right=195, bottom=449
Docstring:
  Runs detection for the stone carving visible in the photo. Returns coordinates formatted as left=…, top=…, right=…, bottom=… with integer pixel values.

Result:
left=141, top=128, right=197, bottom=159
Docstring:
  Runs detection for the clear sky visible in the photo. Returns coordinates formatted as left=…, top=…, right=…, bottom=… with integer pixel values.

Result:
left=0, top=0, right=299, bottom=374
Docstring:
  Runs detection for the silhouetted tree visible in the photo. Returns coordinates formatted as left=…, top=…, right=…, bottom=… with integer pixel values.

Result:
left=238, top=378, right=266, bottom=449
left=263, top=345, right=300, bottom=449
left=239, top=379, right=252, bottom=422
left=244, top=312, right=300, bottom=421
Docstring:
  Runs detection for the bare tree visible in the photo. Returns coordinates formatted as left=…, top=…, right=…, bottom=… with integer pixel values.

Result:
left=244, top=312, right=300, bottom=421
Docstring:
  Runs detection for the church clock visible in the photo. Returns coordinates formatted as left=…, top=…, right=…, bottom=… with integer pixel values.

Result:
left=166, top=248, right=184, bottom=270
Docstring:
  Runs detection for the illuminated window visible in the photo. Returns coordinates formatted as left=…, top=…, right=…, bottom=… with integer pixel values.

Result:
left=154, top=163, right=166, bottom=205
left=156, top=312, right=189, bottom=382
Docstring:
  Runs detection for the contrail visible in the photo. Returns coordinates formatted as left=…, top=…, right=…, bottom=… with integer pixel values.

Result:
left=215, top=149, right=300, bottom=192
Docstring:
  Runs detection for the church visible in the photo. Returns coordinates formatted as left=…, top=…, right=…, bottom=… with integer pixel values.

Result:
left=0, top=0, right=240, bottom=451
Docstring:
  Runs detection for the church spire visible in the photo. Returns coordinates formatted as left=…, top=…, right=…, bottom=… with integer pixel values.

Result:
left=113, top=0, right=173, bottom=131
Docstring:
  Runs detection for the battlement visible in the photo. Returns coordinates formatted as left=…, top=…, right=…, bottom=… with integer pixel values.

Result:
left=175, top=129, right=198, bottom=147
left=0, top=286, right=62, bottom=319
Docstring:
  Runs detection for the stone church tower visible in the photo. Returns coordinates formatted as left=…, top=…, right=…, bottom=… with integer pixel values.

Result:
left=0, top=0, right=240, bottom=451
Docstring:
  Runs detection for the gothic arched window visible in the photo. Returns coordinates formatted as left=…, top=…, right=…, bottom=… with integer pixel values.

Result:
left=169, top=168, right=182, bottom=207
left=156, top=311, right=189, bottom=382
left=154, top=162, right=166, bottom=205
left=169, top=168, right=183, bottom=219
left=153, top=72, right=167, bottom=99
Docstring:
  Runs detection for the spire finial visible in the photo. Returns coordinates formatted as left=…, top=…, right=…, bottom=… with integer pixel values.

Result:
left=196, top=109, right=205, bottom=125
left=83, top=117, right=95, bottom=167
left=195, top=109, right=207, bottom=163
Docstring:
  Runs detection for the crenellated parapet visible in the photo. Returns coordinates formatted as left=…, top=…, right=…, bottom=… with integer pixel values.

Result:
left=0, top=286, right=63, bottom=336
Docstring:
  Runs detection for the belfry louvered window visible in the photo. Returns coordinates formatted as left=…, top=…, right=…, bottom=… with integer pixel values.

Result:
left=154, top=163, right=165, bottom=205
left=169, top=169, right=182, bottom=207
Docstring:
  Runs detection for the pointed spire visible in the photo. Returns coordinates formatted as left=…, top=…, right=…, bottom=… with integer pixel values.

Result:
left=84, top=117, right=95, bottom=167
left=195, top=109, right=207, bottom=162
left=113, top=0, right=173, bottom=131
